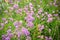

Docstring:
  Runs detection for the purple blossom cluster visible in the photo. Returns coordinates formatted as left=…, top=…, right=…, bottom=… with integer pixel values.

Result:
left=0, top=0, right=59, bottom=40
left=47, top=14, right=53, bottom=22
left=24, top=3, right=35, bottom=28
left=13, top=20, right=22, bottom=28
left=0, top=18, right=9, bottom=30
left=13, top=20, right=30, bottom=40
left=45, top=36, right=52, bottom=40
left=21, top=27, right=30, bottom=36
left=0, top=23, right=4, bottom=30
left=2, top=29, right=13, bottom=40
left=38, top=24, right=44, bottom=31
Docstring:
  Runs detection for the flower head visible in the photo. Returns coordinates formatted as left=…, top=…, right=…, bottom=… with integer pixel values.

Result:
left=13, top=4, right=18, bottom=9
left=21, top=27, right=30, bottom=36
left=47, top=17, right=53, bottom=22
left=13, top=21, right=22, bottom=28
left=27, top=22, right=34, bottom=27
left=5, top=36, right=10, bottom=40
left=38, top=24, right=44, bottom=31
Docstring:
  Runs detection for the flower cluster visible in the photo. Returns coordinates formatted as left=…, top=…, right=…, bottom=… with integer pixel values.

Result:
left=24, top=3, right=35, bottom=28
left=47, top=14, right=53, bottom=22
left=0, top=0, right=59, bottom=40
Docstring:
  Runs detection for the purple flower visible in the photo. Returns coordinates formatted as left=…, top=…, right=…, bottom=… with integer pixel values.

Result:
left=25, top=15, right=34, bottom=22
left=2, top=18, right=8, bottom=24
left=27, top=22, right=34, bottom=27
left=2, top=35, right=11, bottom=40
left=7, top=29, right=11, bottom=33
left=2, top=18, right=6, bottom=21
left=24, top=5, right=28, bottom=12
left=0, top=23, right=4, bottom=30
left=21, top=27, right=30, bottom=36
left=2, top=35, right=6, bottom=40
left=17, top=32, right=21, bottom=37
left=49, top=37, right=52, bottom=40
left=8, top=33, right=13, bottom=38
left=7, top=29, right=13, bottom=38
left=45, top=36, right=52, bottom=40
left=38, top=24, right=44, bottom=31
left=13, top=21, right=19, bottom=28
left=9, top=0, right=13, bottom=4
left=5, top=36, right=10, bottom=40
left=29, top=3, right=33, bottom=10
left=53, top=14, right=58, bottom=16
left=45, top=36, right=49, bottom=40
left=16, top=8, right=22, bottom=14
left=0, top=23, right=4, bottom=27
left=13, top=21, right=22, bottom=28
left=13, top=4, right=18, bottom=9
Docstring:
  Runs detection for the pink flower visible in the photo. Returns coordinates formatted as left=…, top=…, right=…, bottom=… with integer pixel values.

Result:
left=16, top=8, right=22, bottom=14
left=4, top=20, right=8, bottom=24
left=38, top=8, right=43, bottom=14
left=9, top=7, right=13, bottom=11
left=0, top=23, right=4, bottom=30
left=13, top=4, right=18, bottom=9
left=24, top=5, right=28, bottom=12
left=36, top=14, right=40, bottom=18
left=25, top=11, right=34, bottom=16
left=45, top=36, right=49, bottom=40
left=17, top=32, right=21, bottom=37
left=30, top=11, right=34, bottom=15
left=29, top=3, right=33, bottom=10
left=9, top=18, right=14, bottom=21
left=47, top=14, right=52, bottom=18
left=2, top=18, right=6, bottom=21
left=42, top=14, right=45, bottom=16
left=0, top=23, right=4, bottom=27
left=47, top=17, right=53, bottom=22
